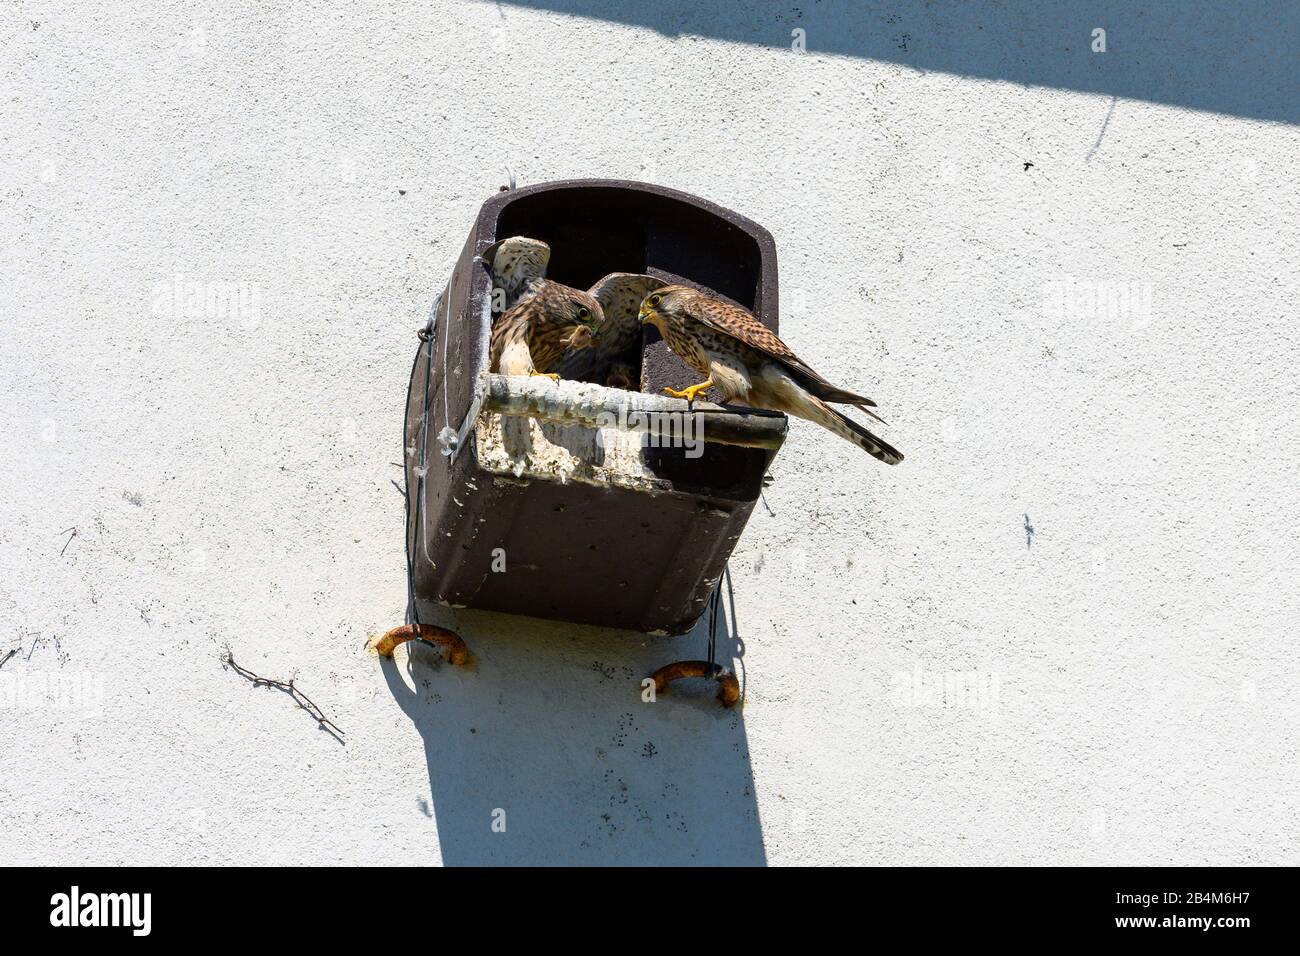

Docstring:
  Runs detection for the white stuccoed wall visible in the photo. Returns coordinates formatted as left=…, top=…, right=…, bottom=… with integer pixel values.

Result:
left=2, top=2, right=1297, bottom=865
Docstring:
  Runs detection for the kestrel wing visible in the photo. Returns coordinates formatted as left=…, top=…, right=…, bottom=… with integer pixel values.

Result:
left=490, top=298, right=538, bottom=375
left=588, top=273, right=667, bottom=314
left=683, top=294, right=881, bottom=411
left=482, top=236, right=551, bottom=311
left=557, top=273, right=666, bottom=383
left=588, top=273, right=666, bottom=348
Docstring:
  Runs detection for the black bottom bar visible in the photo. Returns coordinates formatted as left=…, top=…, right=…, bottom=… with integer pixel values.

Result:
left=1, top=866, right=1289, bottom=942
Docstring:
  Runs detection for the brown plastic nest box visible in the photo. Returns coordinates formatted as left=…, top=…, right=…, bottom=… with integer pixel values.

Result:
left=403, top=179, right=787, bottom=635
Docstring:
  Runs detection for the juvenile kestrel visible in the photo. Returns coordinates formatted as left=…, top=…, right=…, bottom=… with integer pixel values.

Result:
left=481, top=236, right=551, bottom=311
left=603, top=361, right=636, bottom=390
left=557, top=272, right=666, bottom=388
left=490, top=279, right=604, bottom=378
left=639, top=286, right=904, bottom=464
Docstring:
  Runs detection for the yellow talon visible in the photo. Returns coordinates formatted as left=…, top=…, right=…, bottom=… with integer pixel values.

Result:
left=530, top=370, right=561, bottom=381
left=663, top=379, right=713, bottom=403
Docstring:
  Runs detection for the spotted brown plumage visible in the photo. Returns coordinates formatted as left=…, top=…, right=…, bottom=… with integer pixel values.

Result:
left=639, top=285, right=904, bottom=465
left=481, top=236, right=551, bottom=312
left=557, top=272, right=667, bottom=388
left=490, top=279, right=605, bottom=377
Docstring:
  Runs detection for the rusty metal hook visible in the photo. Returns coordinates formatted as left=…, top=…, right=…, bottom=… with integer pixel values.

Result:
left=371, top=624, right=470, bottom=666
left=649, top=660, right=740, bottom=707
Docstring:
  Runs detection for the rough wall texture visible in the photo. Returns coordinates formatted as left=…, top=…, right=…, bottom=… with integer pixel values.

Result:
left=2, top=2, right=1297, bottom=865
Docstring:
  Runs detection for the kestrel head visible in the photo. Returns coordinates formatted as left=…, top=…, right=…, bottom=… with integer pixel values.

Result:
left=543, top=284, right=605, bottom=350
left=637, top=284, right=696, bottom=335
left=605, top=362, right=635, bottom=389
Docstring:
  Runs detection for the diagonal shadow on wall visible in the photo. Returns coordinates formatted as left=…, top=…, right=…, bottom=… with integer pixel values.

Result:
left=381, top=594, right=764, bottom=865
left=488, top=0, right=1299, bottom=125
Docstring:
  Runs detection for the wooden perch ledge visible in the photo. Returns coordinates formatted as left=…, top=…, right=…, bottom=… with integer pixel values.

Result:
left=479, top=373, right=788, bottom=450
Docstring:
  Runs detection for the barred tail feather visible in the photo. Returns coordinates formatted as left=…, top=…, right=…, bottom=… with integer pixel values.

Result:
left=812, top=398, right=904, bottom=465
left=753, top=366, right=904, bottom=465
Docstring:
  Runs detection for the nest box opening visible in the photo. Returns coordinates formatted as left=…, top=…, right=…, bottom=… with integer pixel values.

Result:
left=494, top=186, right=763, bottom=310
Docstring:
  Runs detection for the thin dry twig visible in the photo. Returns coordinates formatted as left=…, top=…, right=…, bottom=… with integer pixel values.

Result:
left=221, top=651, right=344, bottom=741
left=0, top=647, right=16, bottom=671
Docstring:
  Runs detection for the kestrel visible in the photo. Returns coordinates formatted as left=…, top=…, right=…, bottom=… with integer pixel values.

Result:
left=639, top=286, right=904, bottom=464
left=481, top=236, right=551, bottom=311
left=490, top=279, right=604, bottom=378
left=557, top=272, right=666, bottom=388
left=603, top=361, right=636, bottom=390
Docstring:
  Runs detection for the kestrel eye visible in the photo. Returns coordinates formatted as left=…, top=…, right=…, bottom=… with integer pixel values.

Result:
left=577, top=308, right=591, bottom=321
left=648, top=294, right=662, bottom=307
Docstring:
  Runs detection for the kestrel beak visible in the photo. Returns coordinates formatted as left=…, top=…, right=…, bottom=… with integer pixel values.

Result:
left=639, top=307, right=653, bottom=324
